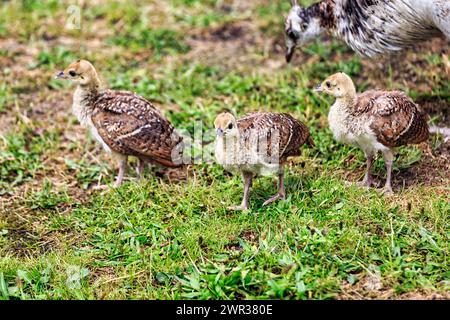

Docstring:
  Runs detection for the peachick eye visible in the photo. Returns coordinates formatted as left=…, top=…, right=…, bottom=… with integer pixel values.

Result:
left=228, top=123, right=233, bottom=130
left=69, top=70, right=76, bottom=77
left=326, top=81, right=331, bottom=88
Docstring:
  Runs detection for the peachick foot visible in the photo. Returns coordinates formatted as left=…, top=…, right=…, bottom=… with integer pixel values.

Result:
left=262, top=193, right=285, bottom=206
left=378, top=186, right=394, bottom=195
left=356, top=179, right=374, bottom=188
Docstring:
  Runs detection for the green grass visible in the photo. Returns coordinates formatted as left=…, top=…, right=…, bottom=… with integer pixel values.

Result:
left=0, top=0, right=449, bottom=300
left=108, top=27, right=190, bottom=56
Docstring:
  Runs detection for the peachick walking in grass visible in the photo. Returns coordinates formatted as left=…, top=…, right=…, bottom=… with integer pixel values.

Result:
left=214, top=112, right=313, bottom=210
left=55, top=60, right=184, bottom=187
left=315, top=72, right=429, bottom=194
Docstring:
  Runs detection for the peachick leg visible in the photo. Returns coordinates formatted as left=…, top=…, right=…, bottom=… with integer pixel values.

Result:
left=381, top=149, right=394, bottom=195
left=113, top=157, right=127, bottom=188
left=228, top=173, right=253, bottom=211
left=136, top=158, right=146, bottom=179
left=263, top=169, right=286, bottom=206
left=357, top=153, right=374, bottom=188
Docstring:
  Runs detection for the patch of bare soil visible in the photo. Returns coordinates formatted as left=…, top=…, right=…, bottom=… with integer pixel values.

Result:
left=343, top=139, right=450, bottom=193
left=184, top=20, right=285, bottom=73
left=224, top=242, right=243, bottom=251
left=339, top=275, right=450, bottom=300
left=419, top=96, right=450, bottom=128
left=184, top=21, right=255, bottom=70
left=394, top=141, right=450, bottom=192
left=360, top=37, right=449, bottom=90
left=239, top=230, right=258, bottom=244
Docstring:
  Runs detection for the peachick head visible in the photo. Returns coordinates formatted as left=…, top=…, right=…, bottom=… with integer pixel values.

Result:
left=315, top=72, right=356, bottom=98
left=214, top=112, right=238, bottom=138
left=285, top=0, right=323, bottom=63
left=55, top=59, right=99, bottom=86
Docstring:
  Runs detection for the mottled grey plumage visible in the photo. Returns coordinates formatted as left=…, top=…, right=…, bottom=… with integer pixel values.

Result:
left=285, top=0, right=449, bottom=60
left=56, top=60, right=183, bottom=187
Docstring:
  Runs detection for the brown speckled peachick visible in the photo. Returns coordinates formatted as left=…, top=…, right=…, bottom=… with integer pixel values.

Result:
left=56, top=60, right=183, bottom=187
left=214, top=112, right=313, bottom=210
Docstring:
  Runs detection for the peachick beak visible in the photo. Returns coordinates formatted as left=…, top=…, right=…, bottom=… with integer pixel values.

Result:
left=55, top=71, right=66, bottom=79
left=314, top=84, right=323, bottom=92
left=216, top=128, right=223, bottom=137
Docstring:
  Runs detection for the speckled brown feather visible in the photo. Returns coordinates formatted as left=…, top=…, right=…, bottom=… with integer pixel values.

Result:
left=237, top=112, right=311, bottom=162
left=354, top=90, right=429, bottom=147
left=90, top=90, right=183, bottom=167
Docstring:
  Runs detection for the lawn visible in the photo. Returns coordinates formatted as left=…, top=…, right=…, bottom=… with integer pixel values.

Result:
left=0, top=0, right=448, bottom=300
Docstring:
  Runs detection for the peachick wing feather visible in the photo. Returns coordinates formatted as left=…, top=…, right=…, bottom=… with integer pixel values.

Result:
left=354, top=90, right=429, bottom=147
left=237, top=112, right=311, bottom=162
left=90, top=91, right=183, bottom=167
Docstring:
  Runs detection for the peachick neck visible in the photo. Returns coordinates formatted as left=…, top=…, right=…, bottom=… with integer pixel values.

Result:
left=335, top=94, right=356, bottom=113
